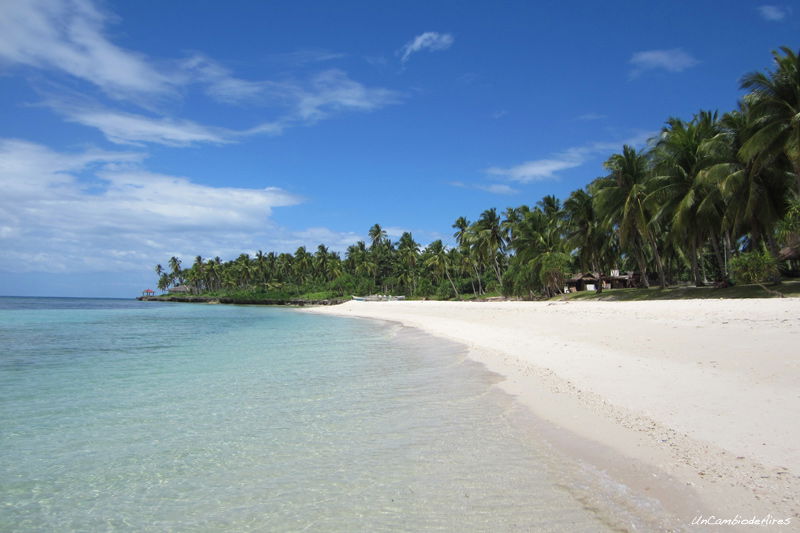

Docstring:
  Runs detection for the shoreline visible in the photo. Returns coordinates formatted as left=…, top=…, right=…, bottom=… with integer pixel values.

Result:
left=304, top=299, right=800, bottom=526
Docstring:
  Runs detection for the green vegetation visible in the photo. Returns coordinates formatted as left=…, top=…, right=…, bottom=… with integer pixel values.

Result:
left=729, top=250, right=780, bottom=284
left=153, top=47, right=800, bottom=302
left=559, top=281, right=800, bottom=301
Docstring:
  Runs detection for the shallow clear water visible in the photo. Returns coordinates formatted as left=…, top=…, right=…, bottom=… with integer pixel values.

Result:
left=0, top=297, right=666, bottom=531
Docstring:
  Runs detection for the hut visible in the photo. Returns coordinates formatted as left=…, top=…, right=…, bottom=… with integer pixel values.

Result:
left=141, top=289, right=155, bottom=296
left=168, top=285, right=191, bottom=294
left=606, top=270, right=635, bottom=289
left=566, top=272, right=601, bottom=292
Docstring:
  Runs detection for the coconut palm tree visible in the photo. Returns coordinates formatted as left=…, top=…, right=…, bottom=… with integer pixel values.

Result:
left=471, top=208, right=505, bottom=284
left=740, top=46, right=800, bottom=193
left=595, top=145, right=666, bottom=288
left=563, top=188, right=607, bottom=273
left=368, top=223, right=387, bottom=250
left=424, top=240, right=459, bottom=297
left=704, top=104, right=790, bottom=256
left=650, top=111, right=722, bottom=285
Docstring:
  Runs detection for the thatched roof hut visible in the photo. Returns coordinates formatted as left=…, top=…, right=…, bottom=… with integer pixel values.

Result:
left=566, top=272, right=600, bottom=292
left=168, top=285, right=191, bottom=294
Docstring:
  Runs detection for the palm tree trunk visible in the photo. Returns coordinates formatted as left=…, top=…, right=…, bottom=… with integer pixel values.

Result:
left=709, top=233, right=726, bottom=280
left=793, top=160, right=800, bottom=195
left=444, top=266, right=460, bottom=298
left=690, top=238, right=702, bottom=287
left=492, top=255, right=503, bottom=285
left=635, top=248, right=650, bottom=288
left=646, top=231, right=667, bottom=288
left=472, top=264, right=483, bottom=294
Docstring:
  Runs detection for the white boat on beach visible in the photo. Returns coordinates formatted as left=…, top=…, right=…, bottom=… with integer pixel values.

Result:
left=352, top=295, right=405, bottom=302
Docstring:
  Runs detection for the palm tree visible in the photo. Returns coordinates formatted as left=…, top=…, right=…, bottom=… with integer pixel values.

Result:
left=168, top=256, right=183, bottom=285
left=452, top=217, right=470, bottom=247
left=314, top=245, right=330, bottom=282
left=472, top=208, right=505, bottom=284
left=704, top=104, right=790, bottom=257
left=564, top=188, right=607, bottom=273
left=368, top=223, right=387, bottom=250
left=396, top=232, right=420, bottom=295
left=453, top=216, right=483, bottom=293
left=424, top=240, right=459, bottom=297
left=595, top=145, right=666, bottom=288
left=293, top=247, right=312, bottom=284
left=650, top=111, right=722, bottom=285
left=740, top=46, right=800, bottom=193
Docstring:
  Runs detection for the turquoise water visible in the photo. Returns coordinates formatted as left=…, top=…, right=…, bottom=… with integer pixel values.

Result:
left=0, top=297, right=664, bottom=531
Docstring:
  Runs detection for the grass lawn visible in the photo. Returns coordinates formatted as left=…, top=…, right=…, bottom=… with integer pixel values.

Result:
left=557, top=280, right=800, bottom=301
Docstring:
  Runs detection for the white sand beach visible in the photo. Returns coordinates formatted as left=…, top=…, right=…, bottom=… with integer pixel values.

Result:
left=305, top=299, right=800, bottom=524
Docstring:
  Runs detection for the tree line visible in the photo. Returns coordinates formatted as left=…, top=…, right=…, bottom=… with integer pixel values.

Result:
left=154, top=46, right=800, bottom=300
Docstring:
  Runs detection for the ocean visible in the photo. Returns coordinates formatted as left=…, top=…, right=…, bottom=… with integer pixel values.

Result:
left=0, top=297, right=669, bottom=531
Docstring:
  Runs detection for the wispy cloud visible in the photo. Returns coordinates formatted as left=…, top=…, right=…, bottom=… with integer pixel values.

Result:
left=294, top=69, right=402, bottom=122
left=265, top=48, right=346, bottom=66
left=0, top=138, right=302, bottom=273
left=758, top=5, right=789, bottom=20
left=399, top=32, right=454, bottom=64
left=450, top=181, right=519, bottom=195
left=53, top=104, right=238, bottom=146
left=629, top=48, right=699, bottom=78
left=42, top=69, right=397, bottom=146
left=180, top=55, right=268, bottom=104
left=486, top=133, right=654, bottom=183
left=2, top=0, right=401, bottom=145
left=0, top=0, right=175, bottom=100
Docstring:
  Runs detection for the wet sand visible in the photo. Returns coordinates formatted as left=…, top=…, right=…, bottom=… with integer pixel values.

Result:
left=305, top=299, right=800, bottom=527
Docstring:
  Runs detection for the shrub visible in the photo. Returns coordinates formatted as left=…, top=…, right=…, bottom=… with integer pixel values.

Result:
left=729, top=250, right=780, bottom=284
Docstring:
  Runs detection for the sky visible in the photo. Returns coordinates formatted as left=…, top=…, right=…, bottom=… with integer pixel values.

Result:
left=0, top=0, right=798, bottom=297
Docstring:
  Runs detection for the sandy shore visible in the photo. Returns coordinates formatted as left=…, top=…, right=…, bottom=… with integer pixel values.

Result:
left=305, top=299, right=800, bottom=527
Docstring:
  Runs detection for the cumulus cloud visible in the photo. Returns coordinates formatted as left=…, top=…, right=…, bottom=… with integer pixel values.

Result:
left=399, top=32, right=454, bottom=64
left=486, top=133, right=653, bottom=183
left=0, top=139, right=302, bottom=273
left=758, top=5, right=789, bottom=20
left=629, top=48, right=699, bottom=78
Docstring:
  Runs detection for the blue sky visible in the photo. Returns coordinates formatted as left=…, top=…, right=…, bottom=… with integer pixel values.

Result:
left=0, top=0, right=797, bottom=297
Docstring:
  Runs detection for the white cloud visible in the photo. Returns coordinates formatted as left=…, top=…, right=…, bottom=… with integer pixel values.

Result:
left=1, top=0, right=401, bottom=143
left=266, top=49, right=346, bottom=66
left=451, top=181, right=519, bottom=195
left=180, top=55, right=267, bottom=104
left=399, top=32, right=454, bottom=64
left=55, top=105, right=237, bottom=146
left=294, top=69, right=402, bottom=121
left=283, top=227, right=363, bottom=251
left=0, top=139, right=302, bottom=273
left=486, top=132, right=654, bottom=183
left=758, top=5, right=789, bottom=20
left=383, top=226, right=411, bottom=238
left=0, top=0, right=175, bottom=99
left=629, top=48, right=699, bottom=77
left=42, top=70, right=392, bottom=146
left=477, top=184, right=519, bottom=195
